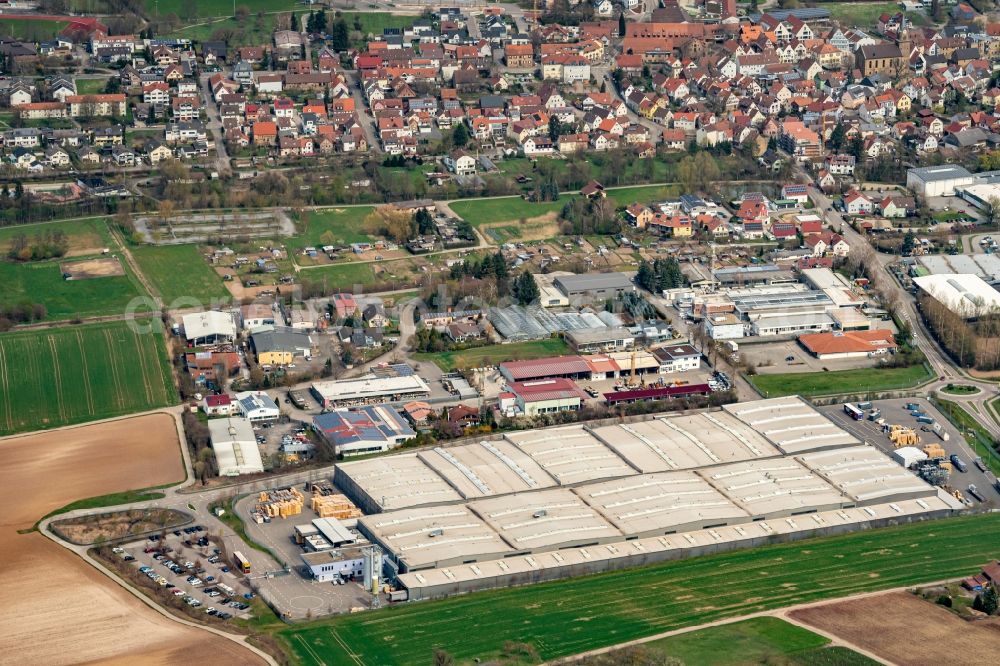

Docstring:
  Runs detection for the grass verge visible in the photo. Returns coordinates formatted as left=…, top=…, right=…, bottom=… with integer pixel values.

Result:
left=276, top=512, right=1000, bottom=666
left=635, top=616, right=876, bottom=666
left=748, top=364, right=933, bottom=397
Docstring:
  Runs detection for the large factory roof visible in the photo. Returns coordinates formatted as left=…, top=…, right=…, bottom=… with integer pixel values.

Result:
left=796, top=446, right=939, bottom=504
left=590, top=413, right=779, bottom=473
left=396, top=493, right=961, bottom=593
left=700, top=459, right=847, bottom=517
left=359, top=505, right=511, bottom=570
left=505, top=426, right=636, bottom=485
left=416, top=441, right=556, bottom=499
left=468, top=489, right=622, bottom=551
left=723, top=397, right=859, bottom=454
left=575, top=472, right=749, bottom=537
left=913, top=273, right=1000, bottom=319
left=336, top=455, right=463, bottom=510
left=311, top=375, right=430, bottom=402
left=338, top=399, right=864, bottom=512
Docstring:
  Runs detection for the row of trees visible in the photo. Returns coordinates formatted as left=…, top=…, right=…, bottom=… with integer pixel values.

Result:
left=7, top=229, right=69, bottom=262
left=0, top=301, right=47, bottom=332
left=919, top=292, right=1000, bottom=370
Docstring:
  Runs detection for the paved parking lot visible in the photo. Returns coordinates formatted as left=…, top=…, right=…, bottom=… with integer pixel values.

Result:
left=123, top=526, right=253, bottom=620
left=819, top=398, right=1000, bottom=505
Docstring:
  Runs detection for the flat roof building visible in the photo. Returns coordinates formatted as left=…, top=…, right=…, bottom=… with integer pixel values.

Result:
left=917, top=254, right=1000, bottom=284
left=699, top=459, right=848, bottom=518
left=311, top=374, right=431, bottom=408
left=506, top=425, right=636, bottom=486
left=796, top=445, right=938, bottom=505
left=360, top=505, right=511, bottom=571
left=590, top=413, right=780, bottom=473
left=208, top=417, right=264, bottom=476
left=468, top=488, right=623, bottom=551
left=564, top=327, right=636, bottom=353
left=906, top=165, right=974, bottom=197
left=334, top=454, right=464, bottom=512
left=913, top=273, right=1000, bottom=320
left=554, top=272, right=634, bottom=301
left=723, top=397, right=860, bottom=454
left=575, top=472, right=749, bottom=537
left=417, top=441, right=557, bottom=499
left=182, top=310, right=237, bottom=345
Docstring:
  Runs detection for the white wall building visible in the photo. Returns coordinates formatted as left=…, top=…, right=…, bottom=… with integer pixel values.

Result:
left=208, top=417, right=264, bottom=476
left=234, top=391, right=280, bottom=422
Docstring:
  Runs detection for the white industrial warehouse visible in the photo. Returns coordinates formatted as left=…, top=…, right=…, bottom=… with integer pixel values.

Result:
left=332, top=398, right=963, bottom=597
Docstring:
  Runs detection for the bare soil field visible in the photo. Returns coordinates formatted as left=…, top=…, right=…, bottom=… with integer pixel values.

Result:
left=60, top=256, right=125, bottom=279
left=789, top=592, right=1000, bottom=666
left=0, top=413, right=265, bottom=666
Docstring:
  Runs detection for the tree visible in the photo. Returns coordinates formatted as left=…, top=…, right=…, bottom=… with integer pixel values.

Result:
left=364, top=205, right=416, bottom=244
left=618, top=11, right=626, bottom=37
left=453, top=122, right=469, bottom=147
left=513, top=272, right=539, bottom=305
left=549, top=116, right=564, bottom=141
left=901, top=231, right=916, bottom=256
left=290, top=12, right=299, bottom=32
left=433, top=648, right=454, bottom=666
left=330, top=18, right=349, bottom=49
left=829, top=123, right=845, bottom=152
left=983, top=584, right=999, bottom=615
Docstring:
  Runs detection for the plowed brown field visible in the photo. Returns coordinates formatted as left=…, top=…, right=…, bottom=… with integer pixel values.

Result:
left=789, top=592, right=1000, bottom=666
left=0, top=413, right=266, bottom=666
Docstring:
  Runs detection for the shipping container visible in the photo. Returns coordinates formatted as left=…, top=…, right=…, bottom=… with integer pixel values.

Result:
left=916, top=415, right=935, bottom=424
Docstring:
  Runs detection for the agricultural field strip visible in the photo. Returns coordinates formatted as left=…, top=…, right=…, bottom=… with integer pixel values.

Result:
left=282, top=514, right=1000, bottom=665
left=0, top=323, right=175, bottom=435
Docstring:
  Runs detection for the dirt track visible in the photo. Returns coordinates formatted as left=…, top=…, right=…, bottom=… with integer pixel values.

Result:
left=789, top=592, right=1000, bottom=666
left=0, top=414, right=266, bottom=666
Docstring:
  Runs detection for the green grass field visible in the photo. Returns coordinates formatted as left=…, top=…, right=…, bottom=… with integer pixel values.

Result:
left=150, top=0, right=298, bottom=17
left=821, top=2, right=929, bottom=30
left=288, top=206, right=374, bottom=252
left=299, top=262, right=377, bottom=289
left=637, top=617, right=876, bottom=666
left=450, top=196, right=568, bottom=227
left=749, top=364, right=933, bottom=397
left=278, top=513, right=1000, bottom=666
left=168, top=13, right=276, bottom=46
left=451, top=184, right=680, bottom=227
left=0, top=321, right=176, bottom=436
left=605, top=183, right=681, bottom=207
left=0, top=18, right=69, bottom=41
left=131, top=244, right=231, bottom=305
left=414, top=338, right=571, bottom=372
left=0, top=218, right=150, bottom=319
left=75, top=78, right=110, bottom=96
left=0, top=260, right=149, bottom=320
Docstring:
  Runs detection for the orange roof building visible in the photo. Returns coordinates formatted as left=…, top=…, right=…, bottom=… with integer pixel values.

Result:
left=798, top=330, right=897, bottom=359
